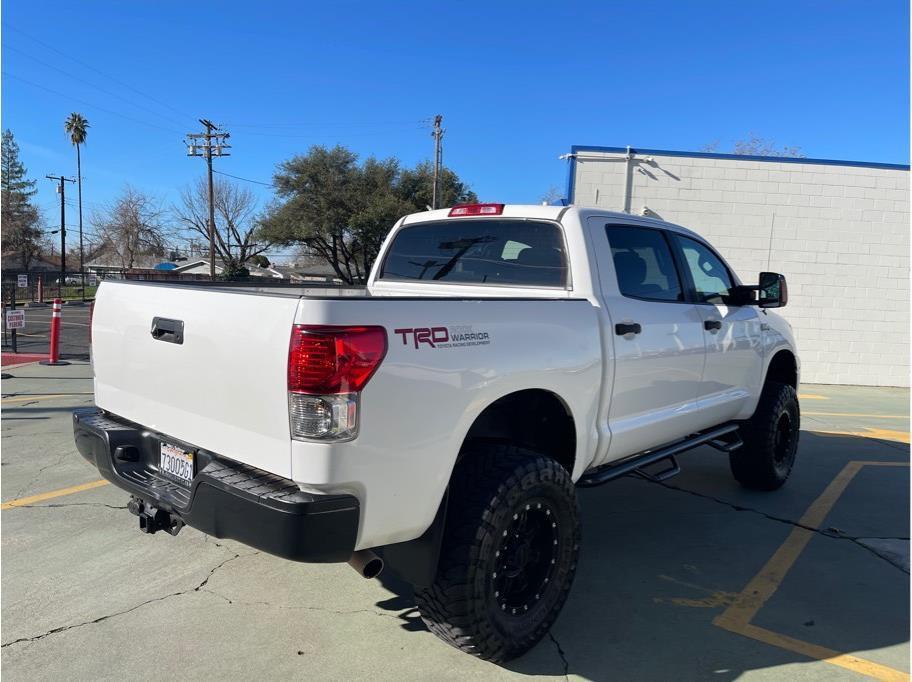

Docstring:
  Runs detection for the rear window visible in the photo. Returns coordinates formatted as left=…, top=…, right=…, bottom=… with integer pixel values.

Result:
left=379, top=219, right=567, bottom=287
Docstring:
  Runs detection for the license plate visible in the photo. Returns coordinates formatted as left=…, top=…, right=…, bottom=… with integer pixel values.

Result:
left=159, top=442, right=194, bottom=486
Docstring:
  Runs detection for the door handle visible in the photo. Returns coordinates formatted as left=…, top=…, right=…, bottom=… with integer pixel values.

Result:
left=704, top=320, right=722, bottom=331
left=615, top=322, right=642, bottom=336
left=151, top=317, right=184, bottom=345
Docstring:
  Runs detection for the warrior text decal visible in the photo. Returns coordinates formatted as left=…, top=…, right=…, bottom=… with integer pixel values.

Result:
left=394, top=325, right=491, bottom=349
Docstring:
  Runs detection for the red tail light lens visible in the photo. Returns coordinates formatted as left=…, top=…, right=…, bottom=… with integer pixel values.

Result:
left=288, top=325, right=388, bottom=394
left=448, top=203, right=505, bottom=217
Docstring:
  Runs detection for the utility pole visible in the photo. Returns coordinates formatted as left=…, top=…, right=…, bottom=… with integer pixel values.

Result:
left=186, top=119, right=230, bottom=279
left=431, top=114, right=444, bottom=209
left=46, top=175, right=75, bottom=285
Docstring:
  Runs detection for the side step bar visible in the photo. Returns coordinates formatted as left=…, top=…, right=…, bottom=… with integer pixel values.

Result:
left=577, top=423, right=742, bottom=488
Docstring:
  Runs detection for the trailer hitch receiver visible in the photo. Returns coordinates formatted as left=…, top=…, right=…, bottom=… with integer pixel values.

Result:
left=128, top=496, right=185, bottom=536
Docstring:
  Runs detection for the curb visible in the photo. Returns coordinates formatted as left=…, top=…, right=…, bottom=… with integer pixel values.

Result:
left=1, top=353, right=48, bottom=368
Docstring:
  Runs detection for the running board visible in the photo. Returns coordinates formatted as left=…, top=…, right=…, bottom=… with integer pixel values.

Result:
left=577, top=423, right=742, bottom=488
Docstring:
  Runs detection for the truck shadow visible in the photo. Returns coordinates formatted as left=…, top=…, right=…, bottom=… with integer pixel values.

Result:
left=375, top=431, right=910, bottom=678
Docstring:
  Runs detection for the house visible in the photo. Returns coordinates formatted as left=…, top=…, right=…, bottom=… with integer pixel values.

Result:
left=170, top=259, right=225, bottom=276
left=83, top=242, right=164, bottom=277
left=1, top=252, right=60, bottom=272
left=171, top=259, right=285, bottom=279
left=272, top=258, right=343, bottom=284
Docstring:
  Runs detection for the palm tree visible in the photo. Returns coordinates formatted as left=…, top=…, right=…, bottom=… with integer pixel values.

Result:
left=64, top=113, right=89, bottom=295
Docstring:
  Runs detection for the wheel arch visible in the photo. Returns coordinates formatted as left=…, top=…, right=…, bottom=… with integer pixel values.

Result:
left=765, top=349, right=798, bottom=389
left=458, top=388, right=577, bottom=475
left=382, top=388, right=578, bottom=587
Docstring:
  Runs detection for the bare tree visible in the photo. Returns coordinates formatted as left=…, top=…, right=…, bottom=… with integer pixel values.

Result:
left=540, top=186, right=564, bottom=205
left=91, top=186, right=168, bottom=269
left=702, top=134, right=804, bottom=158
left=174, top=177, right=271, bottom=271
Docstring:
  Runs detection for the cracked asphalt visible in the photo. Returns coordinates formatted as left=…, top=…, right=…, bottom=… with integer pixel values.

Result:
left=2, top=362, right=909, bottom=680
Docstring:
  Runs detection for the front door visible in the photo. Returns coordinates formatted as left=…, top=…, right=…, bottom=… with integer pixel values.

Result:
left=589, top=220, right=707, bottom=460
left=670, top=233, right=763, bottom=427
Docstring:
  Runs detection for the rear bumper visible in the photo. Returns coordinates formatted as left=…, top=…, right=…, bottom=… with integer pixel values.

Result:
left=73, top=408, right=359, bottom=563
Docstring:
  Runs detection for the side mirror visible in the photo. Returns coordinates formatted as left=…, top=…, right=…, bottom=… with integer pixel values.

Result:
left=759, top=271, right=788, bottom=308
left=725, top=285, right=756, bottom=306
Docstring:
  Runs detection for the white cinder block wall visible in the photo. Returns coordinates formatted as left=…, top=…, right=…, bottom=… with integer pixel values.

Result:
left=568, top=147, right=910, bottom=387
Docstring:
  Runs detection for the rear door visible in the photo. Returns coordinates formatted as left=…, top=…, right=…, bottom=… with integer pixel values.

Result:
left=92, top=281, right=302, bottom=478
left=589, top=220, right=707, bottom=460
left=669, top=234, right=763, bottom=426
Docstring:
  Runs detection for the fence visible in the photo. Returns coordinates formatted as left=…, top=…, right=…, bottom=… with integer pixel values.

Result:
left=0, top=269, right=225, bottom=306
left=1, top=271, right=93, bottom=306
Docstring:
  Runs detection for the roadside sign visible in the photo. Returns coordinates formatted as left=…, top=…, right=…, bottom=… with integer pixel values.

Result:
left=17, top=274, right=28, bottom=288
left=88, top=274, right=98, bottom=287
left=5, top=309, right=25, bottom=330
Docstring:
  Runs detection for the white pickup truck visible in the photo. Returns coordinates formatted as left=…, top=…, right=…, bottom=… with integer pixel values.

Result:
left=74, top=203, right=799, bottom=661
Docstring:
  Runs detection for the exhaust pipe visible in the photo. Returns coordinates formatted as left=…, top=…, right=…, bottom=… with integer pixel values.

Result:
left=348, top=549, right=384, bottom=579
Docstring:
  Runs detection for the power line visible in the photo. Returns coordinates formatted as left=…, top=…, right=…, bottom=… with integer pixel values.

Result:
left=3, top=21, right=198, bottom=125
left=213, top=169, right=275, bottom=187
left=232, top=127, right=426, bottom=139
left=225, top=120, right=424, bottom=131
left=3, top=44, right=189, bottom=129
left=3, top=71, right=184, bottom=135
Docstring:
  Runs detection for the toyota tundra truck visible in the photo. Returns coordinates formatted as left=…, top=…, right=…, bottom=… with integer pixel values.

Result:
left=74, top=203, right=799, bottom=662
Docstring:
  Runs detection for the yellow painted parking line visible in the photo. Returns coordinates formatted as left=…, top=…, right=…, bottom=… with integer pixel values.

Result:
left=728, top=623, right=909, bottom=682
left=804, top=411, right=908, bottom=420
left=1, top=479, right=110, bottom=510
left=798, top=394, right=829, bottom=400
left=2, top=392, right=95, bottom=404
left=814, top=427, right=910, bottom=444
left=714, top=460, right=910, bottom=681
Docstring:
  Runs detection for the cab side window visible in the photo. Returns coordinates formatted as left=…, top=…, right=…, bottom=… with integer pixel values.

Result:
left=605, top=226, right=684, bottom=302
left=676, top=236, right=734, bottom=303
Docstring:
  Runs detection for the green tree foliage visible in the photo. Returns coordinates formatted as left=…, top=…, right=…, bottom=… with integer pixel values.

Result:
left=1, top=129, right=44, bottom=269
left=257, top=146, right=477, bottom=284
left=64, top=113, right=89, bottom=147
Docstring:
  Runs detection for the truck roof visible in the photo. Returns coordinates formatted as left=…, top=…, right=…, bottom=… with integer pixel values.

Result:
left=400, top=204, right=705, bottom=242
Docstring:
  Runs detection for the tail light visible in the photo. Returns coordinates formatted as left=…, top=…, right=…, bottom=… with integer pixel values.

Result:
left=287, top=325, right=387, bottom=442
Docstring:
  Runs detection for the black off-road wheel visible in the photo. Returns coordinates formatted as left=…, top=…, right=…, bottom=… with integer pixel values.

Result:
left=730, top=381, right=800, bottom=490
left=415, top=445, right=581, bottom=662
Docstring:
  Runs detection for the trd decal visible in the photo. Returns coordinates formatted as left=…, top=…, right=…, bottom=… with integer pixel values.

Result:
left=394, top=325, right=491, bottom=349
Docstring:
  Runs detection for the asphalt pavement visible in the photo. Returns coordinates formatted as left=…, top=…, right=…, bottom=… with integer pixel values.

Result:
left=2, top=305, right=91, bottom=362
left=1, top=363, right=908, bottom=681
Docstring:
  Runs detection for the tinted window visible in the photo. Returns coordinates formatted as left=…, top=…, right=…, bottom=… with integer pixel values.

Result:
left=676, top=236, right=734, bottom=303
left=379, top=220, right=567, bottom=287
left=605, top=226, right=683, bottom=302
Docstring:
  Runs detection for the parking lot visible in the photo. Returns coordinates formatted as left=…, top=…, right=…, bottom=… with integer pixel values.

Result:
left=1, top=361, right=908, bottom=681
left=2, top=305, right=92, bottom=363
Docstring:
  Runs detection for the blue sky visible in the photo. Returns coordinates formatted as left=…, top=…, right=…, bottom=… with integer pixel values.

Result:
left=3, top=0, right=909, bottom=254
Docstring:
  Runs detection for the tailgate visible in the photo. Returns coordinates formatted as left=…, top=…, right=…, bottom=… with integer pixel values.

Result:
left=91, top=281, right=301, bottom=478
